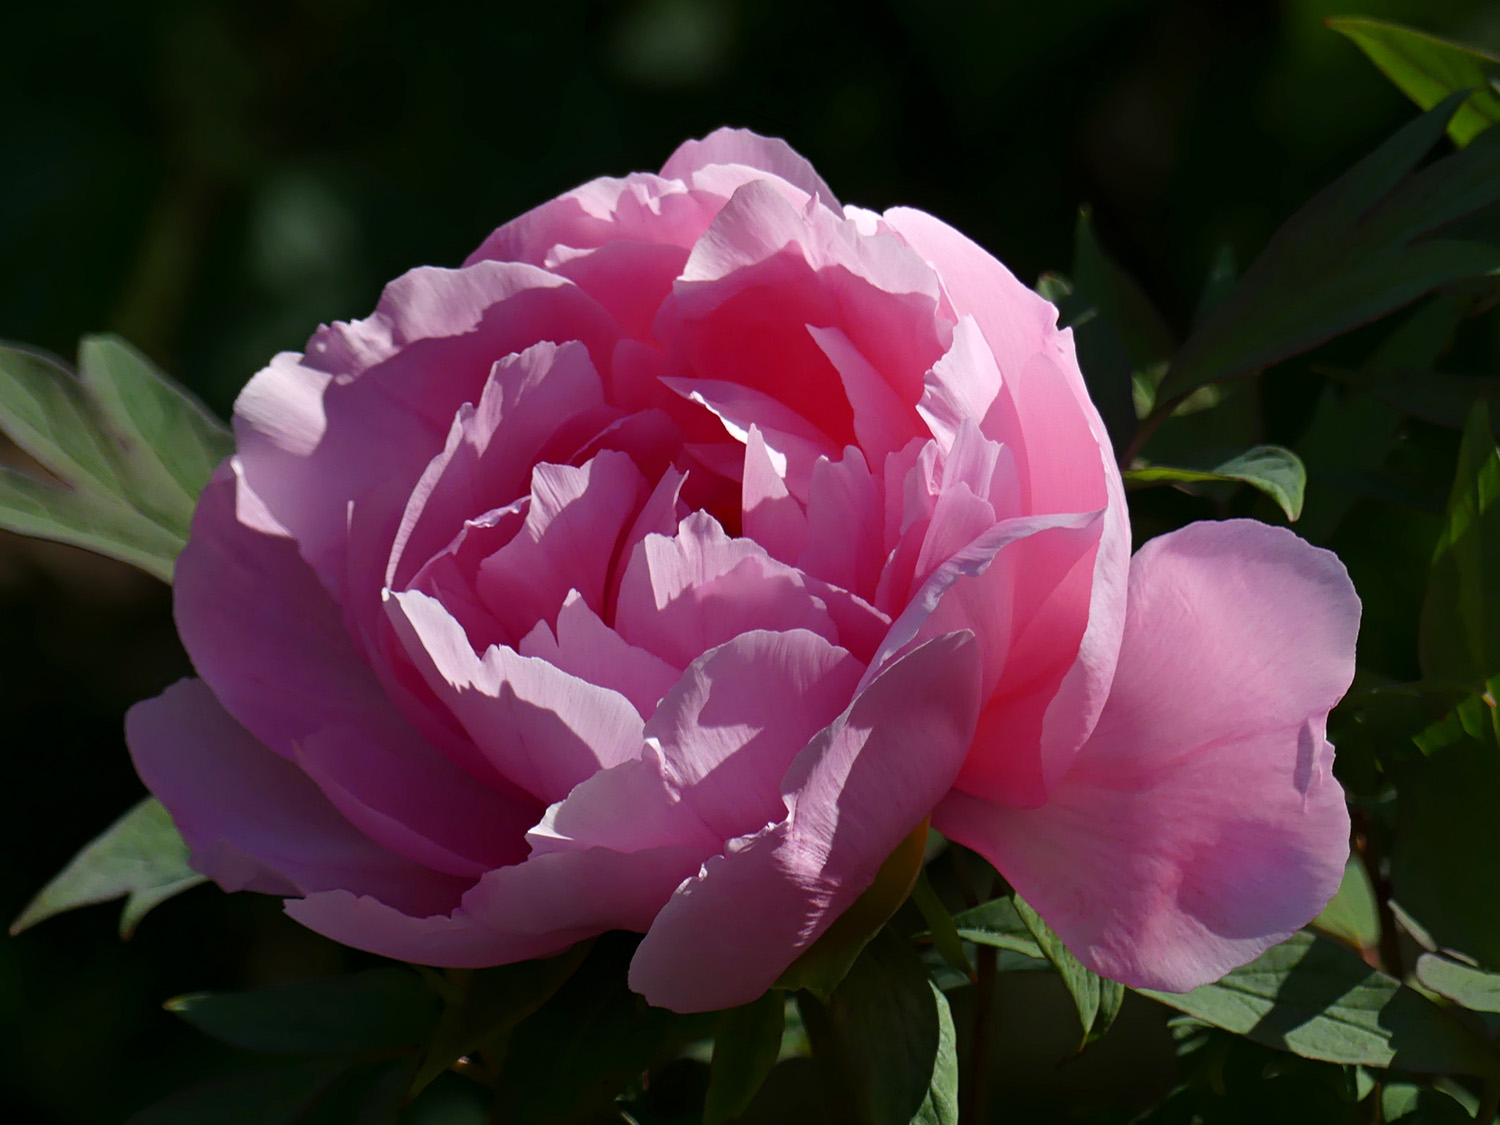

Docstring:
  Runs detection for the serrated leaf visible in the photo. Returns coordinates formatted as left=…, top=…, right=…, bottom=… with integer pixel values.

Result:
left=125, top=1059, right=349, bottom=1125
left=166, top=968, right=440, bottom=1056
left=1141, top=930, right=1500, bottom=1076
left=1159, top=94, right=1500, bottom=402
left=1124, top=445, right=1307, bottom=520
left=811, top=928, right=958, bottom=1125
left=1330, top=17, right=1500, bottom=147
left=1013, top=895, right=1124, bottom=1049
left=1420, top=401, right=1500, bottom=690
left=10, top=797, right=205, bottom=938
left=1416, top=952, right=1500, bottom=1014
left=705, top=990, right=786, bottom=1125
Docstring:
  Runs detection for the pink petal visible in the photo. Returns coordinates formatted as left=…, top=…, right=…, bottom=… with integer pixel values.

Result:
left=798, top=447, right=883, bottom=601
left=388, top=340, right=613, bottom=590
left=741, top=425, right=807, bottom=565
left=918, top=317, right=1003, bottom=450
left=628, top=631, right=983, bottom=1012
left=386, top=590, right=645, bottom=805
left=475, top=450, right=649, bottom=642
left=613, top=512, right=842, bottom=668
left=935, top=520, right=1359, bottom=991
left=519, top=591, right=681, bottom=720
left=644, top=628, right=865, bottom=840
left=660, top=127, right=841, bottom=210
left=126, top=680, right=466, bottom=917
left=807, top=325, right=919, bottom=466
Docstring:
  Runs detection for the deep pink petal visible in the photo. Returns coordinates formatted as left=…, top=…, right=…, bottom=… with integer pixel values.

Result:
left=629, top=631, right=983, bottom=1012
left=936, top=520, right=1359, bottom=991
left=126, top=680, right=466, bottom=917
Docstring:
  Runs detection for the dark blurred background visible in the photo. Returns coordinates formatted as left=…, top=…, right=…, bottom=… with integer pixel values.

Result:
left=3, top=0, right=1498, bottom=1120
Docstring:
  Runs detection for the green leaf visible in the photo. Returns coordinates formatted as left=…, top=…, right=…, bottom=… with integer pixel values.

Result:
left=77, top=334, right=234, bottom=529
left=1159, top=94, right=1500, bottom=402
left=125, top=1060, right=349, bottom=1125
left=1124, top=445, right=1307, bottom=520
left=1416, top=952, right=1500, bottom=1014
left=951, top=896, right=1045, bottom=962
left=1392, top=692, right=1500, bottom=971
left=1420, top=401, right=1500, bottom=690
left=1380, top=1080, right=1484, bottom=1124
left=409, top=945, right=587, bottom=1096
left=910, top=868, right=973, bottom=980
left=0, top=339, right=231, bottom=581
left=1141, top=930, right=1500, bottom=1076
left=1312, top=857, right=1382, bottom=953
left=810, top=928, right=959, bottom=1125
left=706, top=990, right=786, bottom=1125
left=1330, top=17, right=1500, bottom=148
left=9, top=797, right=205, bottom=938
left=1013, top=895, right=1124, bottom=1049
left=492, top=934, right=706, bottom=1124
left=776, top=818, right=929, bottom=1000
left=166, top=968, right=440, bottom=1056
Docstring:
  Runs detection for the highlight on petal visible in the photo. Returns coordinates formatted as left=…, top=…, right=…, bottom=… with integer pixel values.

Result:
left=936, top=520, right=1360, bottom=992
left=660, top=127, right=841, bottom=211
left=629, top=630, right=983, bottom=1012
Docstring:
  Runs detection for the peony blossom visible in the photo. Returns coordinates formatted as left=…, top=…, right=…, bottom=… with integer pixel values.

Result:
left=126, top=129, right=1358, bottom=1012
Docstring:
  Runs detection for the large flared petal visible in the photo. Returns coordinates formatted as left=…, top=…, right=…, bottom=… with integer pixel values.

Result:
left=935, top=520, right=1359, bottom=991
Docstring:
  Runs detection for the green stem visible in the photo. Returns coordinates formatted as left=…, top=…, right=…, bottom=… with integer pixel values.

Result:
left=963, top=944, right=997, bottom=1125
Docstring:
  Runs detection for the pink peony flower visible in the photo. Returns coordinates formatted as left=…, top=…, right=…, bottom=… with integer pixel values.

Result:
left=126, top=129, right=1358, bottom=1012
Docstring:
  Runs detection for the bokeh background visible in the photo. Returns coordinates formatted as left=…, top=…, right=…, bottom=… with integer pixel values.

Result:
left=3, top=0, right=1498, bottom=1120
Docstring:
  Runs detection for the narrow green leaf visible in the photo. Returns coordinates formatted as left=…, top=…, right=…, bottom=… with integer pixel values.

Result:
left=1124, top=445, right=1307, bottom=520
left=814, top=928, right=959, bottom=1125
left=776, top=818, right=928, bottom=1001
left=910, top=869, right=973, bottom=980
left=1330, top=17, right=1500, bottom=147
left=1012, top=896, right=1124, bottom=1048
left=706, top=990, right=786, bottom=1125
left=1380, top=1080, right=1484, bottom=1124
left=125, top=1060, right=349, bottom=1125
left=1312, top=857, right=1382, bottom=953
left=408, top=946, right=588, bottom=1096
left=1141, top=930, right=1500, bottom=1076
left=951, top=896, right=1045, bottom=962
left=1192, top=243, right=1238, bottom=328
left=0, top=465, right=183, bottom=582
left=77, top=334, right=233, bottom=530
left=0, top=345, right=132, bottom=496
left=10, top=797, right=205, bottom=938
left=1160, top=94, right=1500, bottom=401
left=166, top=968, right=440, bottom=1056
left=492, top=934, right=705, bottom=1125
left=1392, top=691, right=1500, bottom=971
left=1420, top=401, right=1500, bottom=689
left=1416, top=952, right=1500, bottom=1014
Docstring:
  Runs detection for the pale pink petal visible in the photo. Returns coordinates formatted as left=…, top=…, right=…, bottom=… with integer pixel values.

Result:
left=660, top=127, right=841, bottom=210
left=386, top=590, right=645, bottom=804
left=645, top=629, right=864, bottom=840
left=388, top=340, right=613, bottom=589
left=798, top=448, right=882, bottom=600
left=629, top=631, right=983, bottom=1012
left=807, top=325, right=920, bottom=465
left=614, top=512, right=842, bottom=668
left=519, top=591, right=681, bottom=720
left=918, top=317, right=1003, bottom=450
left=935, top=520, right=1359, bottom=991
left=742, top=425, right=807, bottom=565
left=126, top=680, right=465, bottom=917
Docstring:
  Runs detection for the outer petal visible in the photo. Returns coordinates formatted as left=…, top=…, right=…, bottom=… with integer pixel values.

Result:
left=935, top=521, right=1359, bottom=991
left=126, top=680, right=466, bottom=917
left=660, top=127, right=841, bottom=211
left=629, top=631, right=983, bottom=1012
